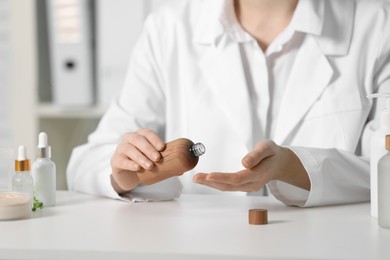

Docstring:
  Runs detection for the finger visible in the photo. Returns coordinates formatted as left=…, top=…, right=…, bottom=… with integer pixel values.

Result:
left=242, top=140, right=277, bottom=168
left=194, top=179, right=262, bottom=192
left=192, top=173, right=208, bottom=183
left=136, top=128, right=165, bottom=151
left=121, top=143, right=154, bottom=170
left=112, top=155, right=141, bottom=172
left=125, top=133, right=162, bottom=162
left=193, top=170, right=254, bottom=185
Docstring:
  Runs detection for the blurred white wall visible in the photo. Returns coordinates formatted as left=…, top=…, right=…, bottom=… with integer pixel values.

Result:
left=0, top=0, right=13, bottom=190
left=0, top=0, right=12, bottom=148
left=96, top=0, right=171, bottom=106
left=0, top=0, right=37, bottom=189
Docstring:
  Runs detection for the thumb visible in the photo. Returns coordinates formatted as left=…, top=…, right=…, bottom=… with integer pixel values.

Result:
left=242, top=140, right=277, bottom=168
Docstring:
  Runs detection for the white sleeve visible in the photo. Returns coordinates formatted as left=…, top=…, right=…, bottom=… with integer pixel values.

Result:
left=268, top=146, right=370, bottom=207
left=66, top=130, right=183, bottom=203
left=67, top=14, right=182, bottom=202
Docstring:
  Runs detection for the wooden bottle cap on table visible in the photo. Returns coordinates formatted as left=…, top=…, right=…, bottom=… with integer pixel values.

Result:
left=248, top=209, right=268, bottom=225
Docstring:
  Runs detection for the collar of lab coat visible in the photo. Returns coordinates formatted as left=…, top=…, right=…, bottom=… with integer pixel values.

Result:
left=194, top=0, right=354, bottom=56
left=218, top=0, right=324, bottom=43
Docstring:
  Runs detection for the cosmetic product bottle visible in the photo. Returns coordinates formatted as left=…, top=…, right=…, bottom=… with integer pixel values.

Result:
left=377, top=135, right=390, bottom=228
left=136, top=138, right=205, bottom=185
left=12, top=145, right=33, bottom=205
left=32, top=132, right=56, bottom=206
left=367, top=93, right=390, bottom=218
left=114, top=138, right=205, bottom=190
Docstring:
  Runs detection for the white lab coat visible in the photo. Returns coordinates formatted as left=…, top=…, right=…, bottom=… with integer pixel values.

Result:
left=67, top=0, right=390, bottom=206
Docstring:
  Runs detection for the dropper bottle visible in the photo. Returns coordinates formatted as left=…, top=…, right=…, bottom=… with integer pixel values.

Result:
left=12, top=145, right=34, bottom=204
left=32, top=132, right=56, bottom=206
left=378, top=135, right=390, bottom=228
left=367, top=93, right=390, bottom=218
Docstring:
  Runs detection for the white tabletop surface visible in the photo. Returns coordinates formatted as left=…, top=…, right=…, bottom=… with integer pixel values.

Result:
left=0, top=191, right=389, bottom=260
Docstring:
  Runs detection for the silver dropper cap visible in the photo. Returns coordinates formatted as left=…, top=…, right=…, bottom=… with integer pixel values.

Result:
left=37, top=132, right=51, bottom=159
left=189, top=143, right=206, bottom=157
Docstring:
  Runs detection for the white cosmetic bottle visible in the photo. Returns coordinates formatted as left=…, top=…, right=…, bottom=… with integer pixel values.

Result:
left=12, top=145, right=34, bottom=205
left=32, top=132, right=56, bottom=206
left=368, top=93, right=390, bottom=218
left=377, top=135, right=390, bottom=228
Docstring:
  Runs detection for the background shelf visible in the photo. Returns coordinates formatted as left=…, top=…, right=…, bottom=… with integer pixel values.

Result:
left=38, top=103, right=107, bottom=119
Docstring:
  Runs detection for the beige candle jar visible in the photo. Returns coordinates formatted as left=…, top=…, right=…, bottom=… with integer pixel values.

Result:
left=0, top=192, right=32, bottom=220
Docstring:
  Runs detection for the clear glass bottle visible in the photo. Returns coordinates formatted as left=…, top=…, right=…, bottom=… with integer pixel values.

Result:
left=378, top=135, right=390, bottom=228
left=12, top=145, right=33, bottom=205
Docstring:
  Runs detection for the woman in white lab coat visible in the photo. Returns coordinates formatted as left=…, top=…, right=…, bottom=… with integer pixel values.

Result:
left=67, top=0, right=390, bottom=207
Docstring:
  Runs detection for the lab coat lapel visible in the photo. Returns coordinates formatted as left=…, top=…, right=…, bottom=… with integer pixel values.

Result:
left=273, top=0, right=355, bottom=144
left=198, top=37, right=253, bottom=150
left=274, top=36, right=334, bottom=144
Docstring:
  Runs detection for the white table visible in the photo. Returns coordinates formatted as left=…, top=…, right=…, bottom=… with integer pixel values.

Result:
left=0, top=191, right=389, bottom=260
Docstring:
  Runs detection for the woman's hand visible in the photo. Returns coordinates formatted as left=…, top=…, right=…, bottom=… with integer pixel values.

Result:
left=110, top=128, right=165, bottom=194
left=193, top=140, right=310, bottom=192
